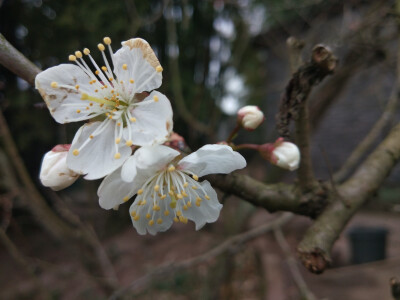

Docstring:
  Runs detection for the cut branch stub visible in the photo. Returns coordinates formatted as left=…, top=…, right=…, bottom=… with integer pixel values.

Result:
left=276, top=44, right=338, bottom=138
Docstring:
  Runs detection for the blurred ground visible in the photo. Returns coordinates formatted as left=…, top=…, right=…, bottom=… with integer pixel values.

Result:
left=1, top=205, right=399, bottom=300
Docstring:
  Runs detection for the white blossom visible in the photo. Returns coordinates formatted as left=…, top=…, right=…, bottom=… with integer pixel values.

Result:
left=271, top=141, right=300, bottom=171
left=237, top=105, right=264, bottom=130
left=35, top=37, right=173, bottom=179
left=98, top=144, right=247, bottom=235
left=39, top=145, right=79, bottom=191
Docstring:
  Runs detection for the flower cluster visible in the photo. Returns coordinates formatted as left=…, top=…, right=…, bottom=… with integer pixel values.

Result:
left=36, top=37, right=247, bottom=235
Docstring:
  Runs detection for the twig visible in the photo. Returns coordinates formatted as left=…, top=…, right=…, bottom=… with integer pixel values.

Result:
left=274, top=228, right=317, bottom=300
left=0, top=34, right=41, bottom=86
left=109, top=213, right=294, bottom=299
left=298, top=122, right=400, bottom=273
left=277, top=44, right=337, bottom=191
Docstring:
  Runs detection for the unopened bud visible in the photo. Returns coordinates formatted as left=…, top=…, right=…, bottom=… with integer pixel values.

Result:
left=237, top=106, right=265, bottom=131
left=39, top=145, right=80, bottom=191
left=259, top=139, right=300, bottom=171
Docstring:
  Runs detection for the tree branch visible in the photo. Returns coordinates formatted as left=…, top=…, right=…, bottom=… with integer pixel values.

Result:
left=0, top=34, right=41, bottom=86
left=298, top=122, right=400, bottom=273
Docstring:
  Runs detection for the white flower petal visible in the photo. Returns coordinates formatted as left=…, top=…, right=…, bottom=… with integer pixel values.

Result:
left=113, top=38, right=162, bottom=94
left=98, top=167, right=138, bottom=210
left=35, top=64, right=102, bottom=124
left=135, top=145, right=180, bottom=170
left=124, top=91, right=173, bottom=146
left=129, top=194, right=174, bottom=235
left=182, top=180, right=222, bottom=230
left=178, top=144, right=247, bottom=177
left=67, top=121, right=132, bottom=180
left=120, top=155, right=138, bottom=183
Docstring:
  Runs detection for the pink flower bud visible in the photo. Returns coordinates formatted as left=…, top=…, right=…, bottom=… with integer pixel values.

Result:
left=39, top=144, right=80, bottom=191
left=237, top=106, right=265, bottom=131
left=259, top=139, right=300, bottom=171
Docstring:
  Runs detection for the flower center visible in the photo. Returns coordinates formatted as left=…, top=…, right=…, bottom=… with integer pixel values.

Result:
left=129, top=164, right=210, bottom=227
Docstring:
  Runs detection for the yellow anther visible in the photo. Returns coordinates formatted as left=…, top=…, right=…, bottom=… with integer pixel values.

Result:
left=117, top=122, right=121, bottom=127
left=154, top=185, right=160, bottom=192
left=187, top=201, right=192, bottom=207
left=133, top=215, right=140, bottom=221
left=122, top=64, right=128, bottom=70
left=130, top=117, right=136, bottom=122
left=114, top=152, right=121, bottom=159
left=76, top=109, right=81, bottom=113
left=168, top=190, right=174, bottom=196
left=86, top=107, right=89, bottom=110
left=108, top=115, right=113, bottom=119
left=72, top=149, right=79, bottom=156
left=196, top=197, right=201, bottom=202
left=140, top=199, right=147, bottom=205
left=160, top=195, right=167, bottom=200
left=109, top=77, right=113, bottom=81
left=75, top=51, right=83, bottom=58
left=157, top=218, right=163, bottom=224
left=83, top=48, right=90, bottom=55
left=81, top=93, right=89, bottom=100
left=205, top=195, right=210, bottom=200
left=68, top=54, right=77, bottom=61
left=196, top=201, right=201, bottom=207
left=146, top=213, right=151, bottom=219
left=50, top=81, right=58, bottom=88
left=129, top=79, right=134, bottom=84
left=123, top=196, right=129, bottom=202
left=164, top=210, right=170, bottom=216
left=153, top=205, right=160, bottom=211
left=101, top=66, right=107, bottom=72
left=168, top=166, right=176, bottom=172
left=183, top=205, right=188, bottom=211
left=193, top=175, right=199, bottom=181
left=179, top=216, right=185, bottom=223
left=174, top=217, right=179, bottom=222
left=75, top=85, right=80, bottom=90
left=95, top=70, right=100, bottom=75
left=98, top=43, right=105, bottom=51
left=170, top=202, right=176, bottom=209
left=182, top=191, right=188, bottom=197
left=148, top=220, right=154, bottom=226
left=153, top=95, right=159, bottom=102
left=183, top=182, right=189, bottom=188
left=192, top=186, right=198, bottom=190
left=130, top=211, right=136, bottom=217
left=103, top=37, right=111, bottom=45
left=125, top=140, right=133, bottom=147
left=156, top=66, right=163, bottom=73
left=89, top=135, right=94, bottom=139
left=138, top=189, right=143, bottom=195
left=176, top=211, right=182, bottom=217
left=177, top=194, right=183, bottom=199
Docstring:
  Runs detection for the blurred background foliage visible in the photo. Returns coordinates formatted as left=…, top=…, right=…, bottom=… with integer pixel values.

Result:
left=1, top=0, right=400, bottom=299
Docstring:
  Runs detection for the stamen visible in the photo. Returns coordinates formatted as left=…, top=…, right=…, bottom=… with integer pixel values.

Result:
left=69, top=55, right=77, bottom=61
left=134, top=215, right=140, bottom=221
left=125, top=140, right=133, bottom=146
left=123, top=196, right=129, bottom=202
left=157, top=218, right=163, bottom=224
left=103, top=37, right=111, bottom=45
left=138, top=189, right=143, bottom=195
left=168, top=166, right=176, bottom=172
left=98, top=43, right=105, bottom=51
left=114, top=152, right=121, bottom=159
left=122, top=64, right=128, bottom=70
left=83, top=48, right=90, bottom=55
left=51, top=81, right=58, bottom=88
left=72, top=149, right=79, bottom=156
left=75, top=51, right=83, bottom=58
left=130, top=117, right=136, bottom=122
left=156, top=66, right=163, bottom=72
left=153, top=95, right=159, bottom=102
